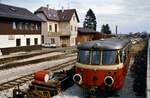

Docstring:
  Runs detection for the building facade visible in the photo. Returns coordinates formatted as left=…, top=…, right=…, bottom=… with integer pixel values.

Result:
left=35, top=6, right=79, bottom=47
left=77, top=27, right=115, bottom=44
left=77, top=27, right=99, bottom=44
left=0, top=4, right=43, bottom=54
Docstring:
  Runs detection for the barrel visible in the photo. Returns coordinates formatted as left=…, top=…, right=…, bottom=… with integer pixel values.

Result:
left=34, top=70, right=49, bottom=82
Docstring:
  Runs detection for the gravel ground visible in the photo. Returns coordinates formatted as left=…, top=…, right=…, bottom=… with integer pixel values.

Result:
left=0, top=52, right=64, bottom=67
left=0, top=56, right=76, bottom=84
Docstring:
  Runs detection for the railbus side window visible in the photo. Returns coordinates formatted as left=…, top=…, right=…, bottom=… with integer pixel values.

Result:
left=122, top=50, right=126, bottom=62
left=91, top=50, right=100, bottom=65
left=78, top=50, right=90, bottom=64
left=120, top=51, right=123, bottom=63
left=102, top=50, right=118, bottom=65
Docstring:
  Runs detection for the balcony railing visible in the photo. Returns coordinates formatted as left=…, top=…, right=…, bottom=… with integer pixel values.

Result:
left=48, top=32, right=70, bottom=37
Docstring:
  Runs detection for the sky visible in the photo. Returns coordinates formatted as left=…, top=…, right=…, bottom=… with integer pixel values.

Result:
left=1, top=0, right=150, bottom=34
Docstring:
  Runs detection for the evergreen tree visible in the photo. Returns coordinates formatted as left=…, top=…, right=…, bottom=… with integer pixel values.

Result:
left=101, top=24, right=106, bottom=33
left=83, top=9, right=97, bottom=30
left=101, top=24, right=111, bottom=34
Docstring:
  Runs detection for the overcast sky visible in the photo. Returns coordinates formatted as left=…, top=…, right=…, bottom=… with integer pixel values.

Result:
left=2, top=0, right=150, bottom=34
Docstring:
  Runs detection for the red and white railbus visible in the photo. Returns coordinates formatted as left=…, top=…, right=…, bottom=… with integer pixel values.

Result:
left=73, top=38, right=131, bottom=91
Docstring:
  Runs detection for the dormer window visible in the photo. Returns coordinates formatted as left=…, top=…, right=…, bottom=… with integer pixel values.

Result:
left=12, top=22, right=16, bottom=29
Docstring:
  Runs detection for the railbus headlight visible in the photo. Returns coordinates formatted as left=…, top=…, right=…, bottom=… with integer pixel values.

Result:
left=104, top=76, right=114, bottom=87
left=73, top=74, right=82, bottom=85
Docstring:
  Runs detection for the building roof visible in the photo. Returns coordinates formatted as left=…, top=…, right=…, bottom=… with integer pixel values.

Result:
left=35, top=7, right=79, bottom=22
left=0, top=3, right=44, bottom=22
left=78, top=27, right=99, bottom=34
left=77, top=38, right=130, bottom=50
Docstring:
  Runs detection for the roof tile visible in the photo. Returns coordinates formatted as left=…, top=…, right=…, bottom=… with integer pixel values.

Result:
left=0, top=3, right=44, bottom=22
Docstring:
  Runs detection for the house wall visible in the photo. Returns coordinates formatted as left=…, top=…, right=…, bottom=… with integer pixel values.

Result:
left=36, top=12, right=78, bottom=47
left=59, top=22, right=70, bottom=34
left=36, top=13, right=61, bottom=46
left=44, top=36, right=60, bottom=46
left=77, top=33, right=95, bottom=44
left=69, top=13, right=78, bottom=46
left=0, top=17, right=42, bottom=54
left=0, top=35, right=41, bottom=48
left=36, top=13, right=48, bottom=36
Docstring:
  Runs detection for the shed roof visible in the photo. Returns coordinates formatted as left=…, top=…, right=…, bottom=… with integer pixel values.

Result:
left=78, top=27, right=99, bottom=34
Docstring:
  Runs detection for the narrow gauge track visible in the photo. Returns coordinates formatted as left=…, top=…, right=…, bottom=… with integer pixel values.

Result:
left=0, top=58, right=76, bottom=91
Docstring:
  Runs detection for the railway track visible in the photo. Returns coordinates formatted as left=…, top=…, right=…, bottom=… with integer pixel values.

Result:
left=0, top=58, right=76, bottom=91
left=0, top=47, right=76, bottom=65
left=0, top=52, right=76, bottom=70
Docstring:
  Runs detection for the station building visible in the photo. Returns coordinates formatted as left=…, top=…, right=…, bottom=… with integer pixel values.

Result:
left=0, top=3, right=43, bottom=55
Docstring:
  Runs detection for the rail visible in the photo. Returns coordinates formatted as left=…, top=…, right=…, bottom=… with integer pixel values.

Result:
left=0, top=58, right=76, bottom=91
left=147, top=38, right=150, bottom=98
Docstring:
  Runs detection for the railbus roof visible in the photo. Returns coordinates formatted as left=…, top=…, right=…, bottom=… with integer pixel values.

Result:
left=77, top=38, right=130, bottom=50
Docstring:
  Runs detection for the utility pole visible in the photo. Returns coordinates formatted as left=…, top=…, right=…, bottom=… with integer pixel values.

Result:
left=116, top=25, right=118, bottom=35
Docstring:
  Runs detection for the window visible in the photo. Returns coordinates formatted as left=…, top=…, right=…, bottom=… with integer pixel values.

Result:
left=25, top=23, right=29, bottom=30
left=35, top=24, right=38, bottom=30
left=75, top=26, right=76, bottom=32
left=12, top=22, right=16, bottom=29
left=22, top=23, right=25, bottom=30
left=122, top=50, right=127, bottom=62
left=73, top=16, right=75, bottom=21
left=16, top=39, right=21, bottom=46
left=26, top=38, right=30, bottom=46
left=51, top=38, right=55, bottom=44
left=18, top=22, right=22, bottom=30
left=37, top=25, right=41, bottom=30
left=78, top=50, right=90, bottom=64
left=71, top=38, right=75, bottom=44
left=120, top=51, right=123, bottom=63
left=55, top=24, right=57, bottom=32
left=102, top=50, right=118, bottom=65
left=42, top=35, right=44, bottom=44
left=49, top=25, right=52, bottom=32
left=30, top=23, right=35, bottom=30
left=71, top=25, right=73, bottom=31
left=34, top=38, right=38, bottom=45
left=91, top=51, right=100, bottom=65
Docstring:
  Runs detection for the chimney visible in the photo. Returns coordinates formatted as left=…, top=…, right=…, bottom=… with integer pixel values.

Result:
left=46, top=4, right=49, bottom=10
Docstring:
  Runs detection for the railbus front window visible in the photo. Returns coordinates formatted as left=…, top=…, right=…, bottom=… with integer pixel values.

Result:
left=91, top=51, right=100, bottom=65
left=102, top=50, right=118, bottom=65
left=78, top=50, right=90, bottom=64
